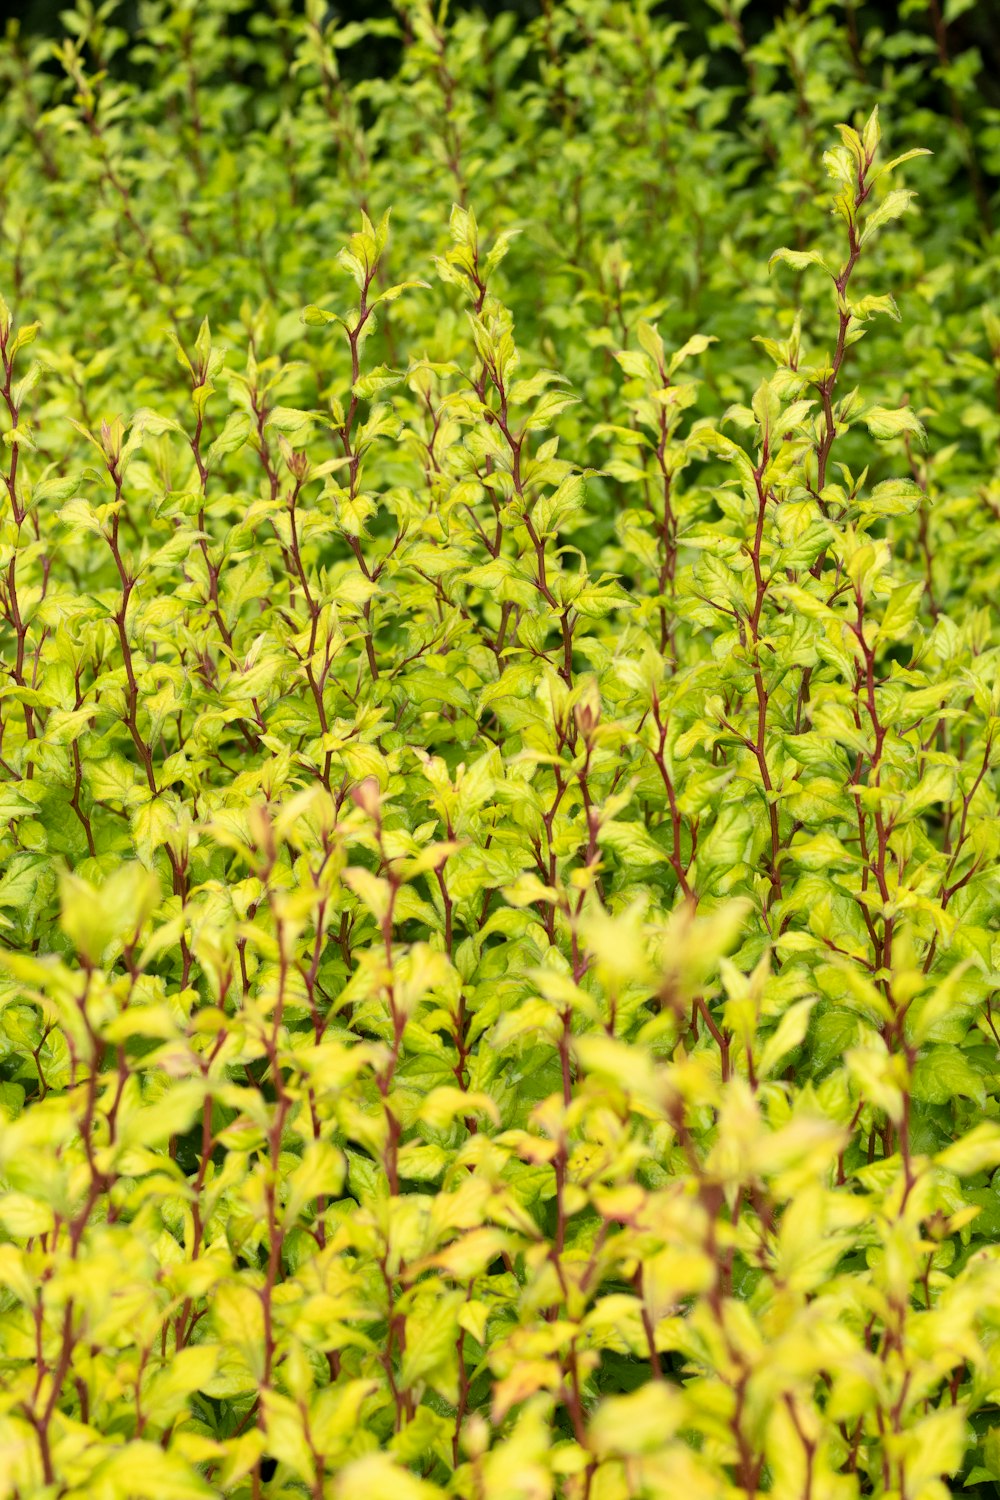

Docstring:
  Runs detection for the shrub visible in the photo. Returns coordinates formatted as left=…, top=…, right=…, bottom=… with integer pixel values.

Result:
left=1, top=3, right=1000, bottom=1498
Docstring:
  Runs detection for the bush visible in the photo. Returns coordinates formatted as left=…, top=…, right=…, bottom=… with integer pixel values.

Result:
left=1, top=2, right=1000, bottom=1497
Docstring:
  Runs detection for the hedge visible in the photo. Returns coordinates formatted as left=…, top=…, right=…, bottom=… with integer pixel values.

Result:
left=1, top=3, right=1000, bottom=1498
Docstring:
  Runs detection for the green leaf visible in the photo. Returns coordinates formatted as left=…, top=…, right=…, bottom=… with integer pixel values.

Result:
left=911, top=1046, right=986, bottom=1107
left=86, top=1444, right=215, bottom=1499
left=863, top=405, right=926, bottom=443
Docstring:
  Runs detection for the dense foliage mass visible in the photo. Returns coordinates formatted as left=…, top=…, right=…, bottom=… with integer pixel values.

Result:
left=1, top=1, right=1000, bottom=1496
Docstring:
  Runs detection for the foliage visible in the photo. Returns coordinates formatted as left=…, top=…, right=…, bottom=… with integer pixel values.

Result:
left=1, top=2, right=1000, bottom=1497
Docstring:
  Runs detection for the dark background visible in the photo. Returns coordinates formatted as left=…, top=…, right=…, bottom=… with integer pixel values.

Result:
left=4, top=0, right=1000, bottom=105
left=4, top=0, right=999, bottom=51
